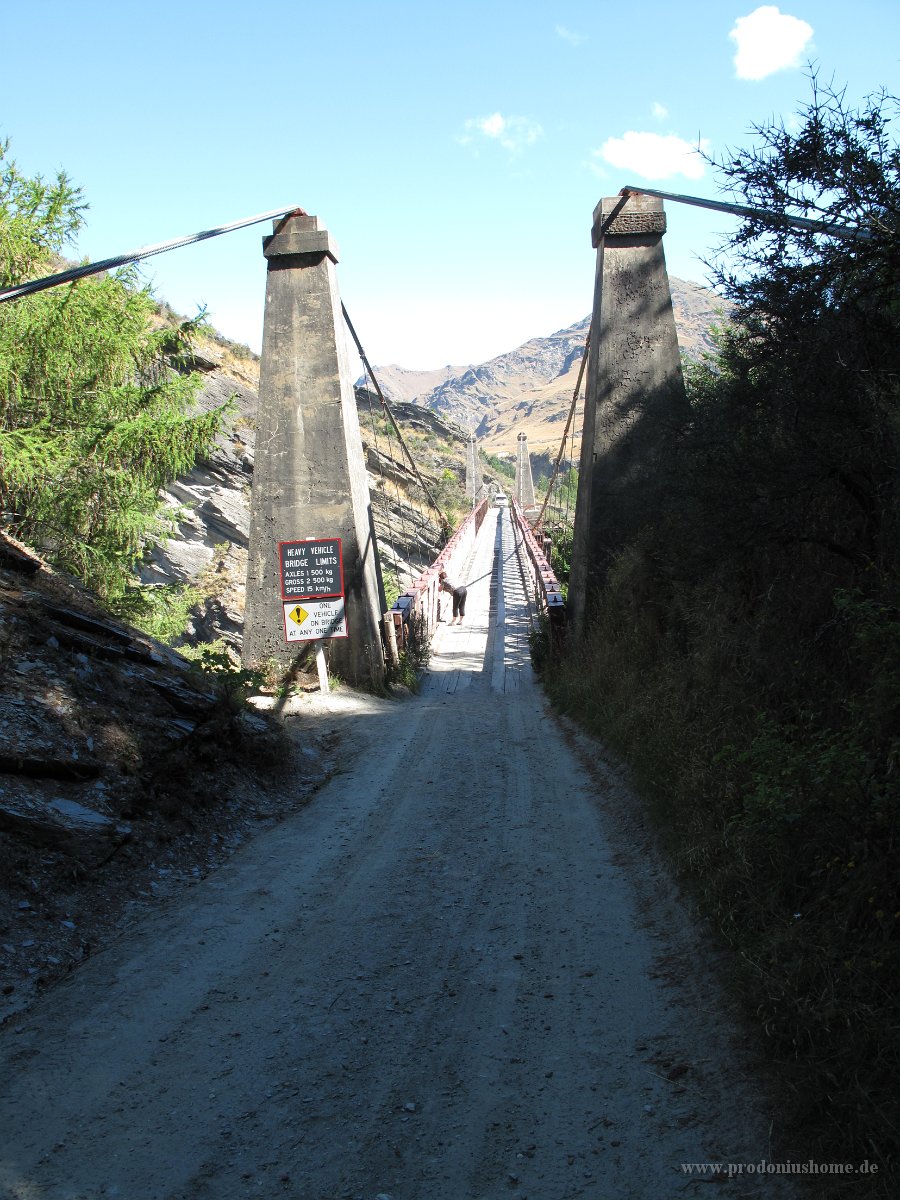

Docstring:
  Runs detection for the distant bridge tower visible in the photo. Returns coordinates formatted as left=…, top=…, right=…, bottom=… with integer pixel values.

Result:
left=242, top=213, right=385, bottom=687
left=569, top=193, right=688, bottom=635
left=465, top=435, right=483, bottom=505
left=515, top=433, right=537, bottom=512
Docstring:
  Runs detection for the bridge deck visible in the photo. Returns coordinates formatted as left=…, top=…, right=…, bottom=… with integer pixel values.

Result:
left=425, top=506, right=534, bottom=696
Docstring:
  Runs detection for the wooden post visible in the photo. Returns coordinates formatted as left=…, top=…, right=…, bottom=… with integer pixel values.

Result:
left=315, top=642, right=330, bottom=693
left=382, top=611, right=400, bottom=666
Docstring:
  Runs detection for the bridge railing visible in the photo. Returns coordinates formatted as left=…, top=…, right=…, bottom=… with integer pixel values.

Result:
left=388, top=497, right=490, bottom=654
left=510, top=500, right=566, bottom=625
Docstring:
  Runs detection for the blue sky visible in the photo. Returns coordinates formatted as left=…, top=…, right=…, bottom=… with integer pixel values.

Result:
left=2, top=1, right=898, bottom=369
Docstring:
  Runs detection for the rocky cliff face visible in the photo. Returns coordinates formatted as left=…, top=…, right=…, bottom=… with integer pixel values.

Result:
left=140, top=346, right=467, bottom=656
left=136, top=345, right=259, bottom=659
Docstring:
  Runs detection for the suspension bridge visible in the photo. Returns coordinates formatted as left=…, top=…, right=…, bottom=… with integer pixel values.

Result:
left=233, top=192, right=692, bottom=691
left=2, top=183, right=872, bottom=694
left=0, top=187, right=702, bottom=692
left=0, top=191, right=827, bottom=1200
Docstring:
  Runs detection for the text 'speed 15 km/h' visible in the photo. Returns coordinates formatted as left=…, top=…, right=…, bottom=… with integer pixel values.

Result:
left=279, top=538, right=344, bottom=600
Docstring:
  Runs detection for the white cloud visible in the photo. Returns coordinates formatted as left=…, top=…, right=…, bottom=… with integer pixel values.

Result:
left=652, top=101, right=669, bottom=120
left=555, top=24, right=586, bottom=47
left=729, top=6, right=813, bottom=80
left=458, top=112, right=543, bottom=153
left=593, top=131, right=709, bottom=181
left=478, top=113, right=506, bottom=139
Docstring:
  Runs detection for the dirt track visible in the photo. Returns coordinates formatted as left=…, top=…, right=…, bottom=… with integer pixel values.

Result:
left=0, top=509, right=798, bottom=1199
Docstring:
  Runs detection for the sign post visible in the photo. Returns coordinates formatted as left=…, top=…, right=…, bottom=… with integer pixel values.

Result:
left=279, top=538, right=347, bottom=693
left=279, top=538, right=344, bottom=600
left=315, top=643, right=329, bottom=694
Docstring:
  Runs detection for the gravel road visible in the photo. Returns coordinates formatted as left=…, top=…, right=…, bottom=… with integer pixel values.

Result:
left=0, top=508, right=799, bottom=1199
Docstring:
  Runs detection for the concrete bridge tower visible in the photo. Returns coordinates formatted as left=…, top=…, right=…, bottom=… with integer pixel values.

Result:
left=515, top=432, right=537, bottom=512
left=568, top=193, right=688, bottom=634
left=465, top=435, right=482, bottom=504
left=242, top=213, right=385, bottom=687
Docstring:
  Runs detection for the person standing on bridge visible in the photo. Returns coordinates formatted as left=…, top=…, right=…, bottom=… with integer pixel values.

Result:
left=439, top=569, right=467, bottom=625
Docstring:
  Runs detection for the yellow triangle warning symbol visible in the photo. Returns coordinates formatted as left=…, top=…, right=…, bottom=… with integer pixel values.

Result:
left=287, top=604, right=309, bottom=625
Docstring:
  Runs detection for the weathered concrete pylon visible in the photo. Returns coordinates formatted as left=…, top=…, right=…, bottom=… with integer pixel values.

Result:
left=568, top=194, right=688, bottom=635
left=242, top=213, right=385, bottom=687
left=515, top=432, right=537, bottom=512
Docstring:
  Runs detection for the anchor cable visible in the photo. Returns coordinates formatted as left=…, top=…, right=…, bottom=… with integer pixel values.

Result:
left=617, top=184, right=875, bottom=241
left=359, top=368, right=409, bottom=593
left=0, top=206, right=306, bottom=303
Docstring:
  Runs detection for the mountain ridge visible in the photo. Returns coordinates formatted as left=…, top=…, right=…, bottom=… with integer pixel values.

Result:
left=363, top=276, right=729, bottom=455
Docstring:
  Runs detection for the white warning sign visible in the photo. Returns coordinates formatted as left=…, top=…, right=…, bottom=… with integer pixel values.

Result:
left=283, top=598, right=348, bottom=642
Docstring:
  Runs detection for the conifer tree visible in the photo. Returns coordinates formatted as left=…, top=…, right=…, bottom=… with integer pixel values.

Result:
left=0, top=140, right=226, bottom=598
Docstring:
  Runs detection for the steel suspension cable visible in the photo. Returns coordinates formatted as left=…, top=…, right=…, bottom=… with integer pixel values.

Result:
left=0, top=206, right=306, bottom=303
left=530, top=329, right=590, bottom=532
left=358, top=362, right=438, bottom=575
left=370, top=378, right=428, bottom=575
left=341, top=304, right=451, bottom=537
left=359, top=346, right=434, bottom=579
left=359, top=368, right=408, bottom=591
left=562, top=398, right=579, bottom=535
left=615, top=185, right=875, bottom=241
